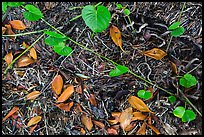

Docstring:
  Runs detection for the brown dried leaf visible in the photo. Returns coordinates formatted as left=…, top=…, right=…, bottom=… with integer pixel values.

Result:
left=119, top=107, right=133, bottom=130
left=107, top=127, right=118, bottom=135
left=9, top=20, right=27, bottom=30
left=55, top=101, right=74, bottom=112
left=108, top=112, right=121, bottom=125
left=2, top=107, right=19, bottom=122
left=30, top=48, right=37, bottom=60
left=147, top=124, right=161, bottom=135
left=5, top=24, right=16, bottom=41
left=128, top=96, right=155, bottom=113
left=81, top=114, right=93, bottom=131
left=57, top=85, right=74, bottom=103
left=170, top=61, right=178, bottom=75
left=136, top=122, right=146, bottom=135
left=110, top=25, right=125, bottom=52
left=76, top=103, right=83, bottom=113
left=4, top=52, right=13, bottom=65
left=26, top=91, right=41, bottom=100
left=147, top=116, right=152, bottom=125
left=27, top=116, right=42, bottom=127
left=131, top=112, right=147, bottom=121
left=2, top=27, right=7, bottom=34
left=125, top=122, right=136, bottom=132
left=93, top=120, right=105, bottom=129
left=80, top=127, right=86, bottom=135
left=29, top=124, right=38, bottom=134
left=142, top=48, right=167, bottom=60
left=17, top=55, right=35, bottom=67
left=88, top=94, right=97, bottom=107
left=51, top=75, right=63, bottom=95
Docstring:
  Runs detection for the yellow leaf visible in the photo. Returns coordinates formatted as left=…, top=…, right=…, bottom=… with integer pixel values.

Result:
left=51, top=75, right=63, bottom=95
left=30, top=48, right=37, bottom=60
left=2, top=27, right=7, bottom=34
left=17, top=55, right=35, bottom=67
left=27, top=116, right=42, bottom=127
left=119, top=107, right=133, bottom=130
left=57, top=85, right=74, bottom=103
left=2, top=107, right=19, bottom=122
left=136, top=122, right=146, bottom=135
left=4, top=52, right=13, bottom=65
left=131, top=112, right=147, bottom=121
left=26, top=91, right=41, bottom=100
left=55, top=101, right=74, bottom=112
left=128, top=96, right=154, bottom=113
left=142, top=48, right=167, bottom=60
left=147, top=124, right=161, bottom=135
left=9, top=20, right=27, bottom=30
left=108, top=112, right=121, bottom=125
left=125, top=122, right=136, bottom=132
left=81, top=114, right=93, bottom=131
left=110, top=25, right=125, bottom=52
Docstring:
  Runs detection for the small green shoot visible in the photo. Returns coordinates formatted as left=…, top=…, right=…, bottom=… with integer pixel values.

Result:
left=123, top=9, right=130, bottom=16
left=168, top=21, right=185, bottom=37
left=23, top=4, right=44, bottom=21
left=179, top=73, right=197, bottom=88
left=116, top=4, right=123, bottom=9
left=173, top=106, right=185, bottom=118
left=2, top=2, right=25, bottom=13
left=168, top=95, right=176, bottom=103
left=137, top=90, right=152, bottom=100
left=53, top=42, right=72, bottom=56
left=173, top=106, right=196, bottom=122
left=109, top=65, right=128, bottom=77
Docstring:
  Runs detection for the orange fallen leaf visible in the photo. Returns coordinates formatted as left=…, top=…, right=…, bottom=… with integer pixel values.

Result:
left=5, top=24, right=16, bottom=41
left=9, top=20, right=27, bottom=30
left=147, top=124, right=160, bottom=135
left=128, top=96, right=155, bottom=113
left=169, top=61, right=178, bottom=75
left=22, top=41, right=29, bottom=48
left=110, top=25, right=125, bottom=52
left=88, top=94, right=97, bottom=107
left=119, top=107, right=133, bottom=130
left=125, top=122, right=136, bottom=132
left=81, top=114, right=93, bottom=131
left=30, top=48, right=37, bottom=60
left=4, top=52, right=13, bottom=65
left=136, top=122, right=146, bottom=135
left=80, top=127, right=86, bottom=135
left=17, top=55, right=35, bottom=67
left=108, top=112, right=121, bottom=125
left=107, top=127, right=118, bottom=135
left=142, top=48, right=167, bottom=60
left=51, top=75, right=63, bottom=95
left=147, top=116, right=152, bottom=125
left=93, top=120, right=105, bottom=129
left=131, top=112, right=147, bottom=121
left=55, top=101, right=74, bottom=112
left=29, top=124, right=38, bottom=134
left=76, top=103, right=83, bottom=113
left=27, top=116, right=42, bottom=127
left=2, top=107, right=19, bottom=122
left=26, top=91, right=41, bottom=100
left=2, top=27, right=7, bottom=34
left=57, top=84, right=74, bottom=103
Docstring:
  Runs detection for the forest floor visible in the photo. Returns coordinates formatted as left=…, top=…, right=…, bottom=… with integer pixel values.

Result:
left=2, top=2, right=202, bottom=135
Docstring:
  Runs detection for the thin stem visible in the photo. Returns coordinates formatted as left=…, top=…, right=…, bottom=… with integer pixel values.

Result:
left=70, top=14, right=82, bottom=22
left=2, top=7, right=11, bottom=21
left=127, top=16, right=134, bottom=30
left=177, top=2, right=186, bottom=22
left=4, top=33, right=45, bottom=74
left=166, top=35, right=173, bottom=52
left=94, top=2, right=102, bottom=7
left=2, top=29, right=47, bottom=37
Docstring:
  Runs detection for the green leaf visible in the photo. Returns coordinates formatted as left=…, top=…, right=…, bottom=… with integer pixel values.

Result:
left=44, top=31, right=65, bottom=38
left=137, top=90, right=152, bottom=100
left=53, top=42, right=72, bottom=56
left=173, top=106, right=185, bottom=118
left=23, top=4, right=43, bottom=21
left=109, top=65, right=128, bottom=77
left=182, top=110, right=196, bottom=122
left=82, top=5, right=111, bottom=33
left=123, top=9, right=130, bottom=16
left=2, top=2, right=8, bottom=13
left=116, top=4, right=123, bottom=9
left=168, top=22, right=181, bottom=30
left=171, top=26, right=185, bottom=37
left=168, top=96, right=176, bottom=103
left=7, top=2, right=24, bottom=7
left=44, top=36, right=67, bottom=47
left=179, top=73, right=197, bottom=88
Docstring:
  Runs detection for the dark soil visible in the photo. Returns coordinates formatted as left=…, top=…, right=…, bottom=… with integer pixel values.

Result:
left=2, top=2, right=202, bottom=135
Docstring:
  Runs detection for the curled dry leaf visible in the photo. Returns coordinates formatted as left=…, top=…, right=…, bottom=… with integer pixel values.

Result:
left=26, top=91, right=41, bottom=100
left=93, top=120, right=105, bottom=129
left=147, top=124, right=161, bottom=135
left=30, top=48, right=37, bottom=60
left=142, top=48, right=167, bottom=60
left=136, top=122, right=146, bottom=135
left=107, top=127, right=118, bottom=135
left=55, top=101, right=74, bottom=112
left=5, top=24, right=16, bottom=41
left=88, top=94, right=97, bottom=107
left=119, top=107, right=133, bottom=130
left=110, top=25, right=125, bottom=52
left=131, top=112, right=147, bottom=121
left=125, top=122, right=136, bottom=132
left=2, top=107, right=19, bottom=122
left=2, top=27, right=7, bottom=34
left=51, top=75, right=63, bottom=95
left=57, top=84, right=74, bottom=103
left=128, top=96, right=155, bottom=113
left=169, top=61, right=178, bottom=75
left=81, top=114, right=93, bottom=131
left=108, top=112, right=121, bottom=125
left=27, top=116, right=42, bottom=127
left=9, top=20, right=27, bottom=30
left=17, top=55, right=35, bottom=67
left=4, top=52, right=13, bottom=65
